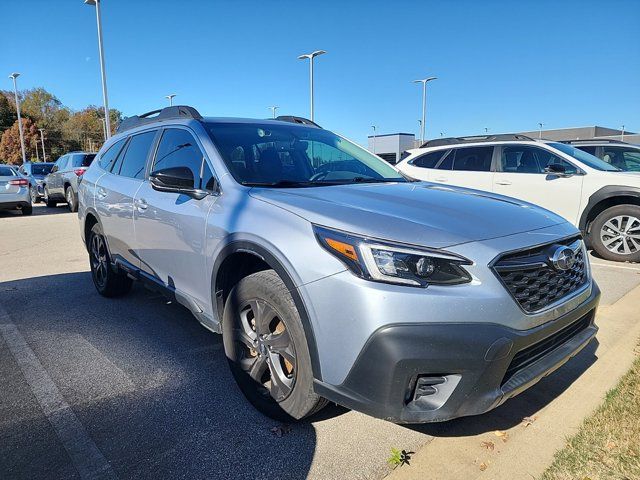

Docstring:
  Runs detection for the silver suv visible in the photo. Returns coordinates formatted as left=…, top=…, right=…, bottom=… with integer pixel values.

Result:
left=78, top=106, right=600, bottom=423
left=44, top=151, right=96, bottom=211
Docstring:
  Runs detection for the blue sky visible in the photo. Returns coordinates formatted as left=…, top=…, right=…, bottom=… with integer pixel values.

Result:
left=1, top=0, right=638, bottom=144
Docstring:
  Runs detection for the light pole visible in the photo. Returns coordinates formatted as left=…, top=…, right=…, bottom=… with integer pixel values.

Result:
left=100, top=118, right=107, bottom=141
left=268, top=106, right=279, bottom=119
left=371, top=125, right=377, bottom=154
left=484, top=127, right=489, bottom=134
left=538, top=122, right=544, bottom=139
left=621, top=125, right=625, bottom=142
left=85, top=0, right=111, bottom=139
left=38, top=128, right=46, bottom=161
left=413, top=76, right=437, bottom=144
left=165, top=94, right=176, bottom=106
left=297, top=50, right=326, bottom=121
left=8, top=73, right=27, bottom=164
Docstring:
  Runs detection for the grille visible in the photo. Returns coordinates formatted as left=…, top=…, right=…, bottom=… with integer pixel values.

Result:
left=501, top=311, right=593, bottom=386
left=493, top=236, right=588, bottom=313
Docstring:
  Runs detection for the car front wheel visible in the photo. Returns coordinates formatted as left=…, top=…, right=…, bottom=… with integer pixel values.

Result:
left=222, top=270, right=327, bottom=421
left=44, top=187, right=57, bottom=208
left=590, top=205, right=640, bottom=262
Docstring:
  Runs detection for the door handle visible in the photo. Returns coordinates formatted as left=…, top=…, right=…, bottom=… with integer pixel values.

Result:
left=136, top=198, right=148, bottom=211
left=434, top=176, right=448, bottom=182
left=97, top=187, right=107, bottom=199
left=495, top=180, right=512, bottom=186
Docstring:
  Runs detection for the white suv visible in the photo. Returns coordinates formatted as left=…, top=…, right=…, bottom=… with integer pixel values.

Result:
left=397, top=135, right=640, bottom=262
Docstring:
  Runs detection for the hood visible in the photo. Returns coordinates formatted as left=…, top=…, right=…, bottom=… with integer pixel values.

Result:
left=250, top=182, right=567, bottom=248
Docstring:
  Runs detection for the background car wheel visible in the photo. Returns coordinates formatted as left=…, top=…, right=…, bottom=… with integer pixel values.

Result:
left=88, top=223, right=133, bottom=297
left=66, top=187, right=77, bottom=212
left=590, top=205, right=640, bottom=262
left=21, top=204, right=33, bottom=216
left=44, top=188, right=56, bottom=208
left=29, top=186, right=37, bottom=204
left=222, top=270, right=327, bottom=421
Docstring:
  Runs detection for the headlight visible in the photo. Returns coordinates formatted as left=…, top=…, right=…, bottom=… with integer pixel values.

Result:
left=314, top=225, right=472, bottom=287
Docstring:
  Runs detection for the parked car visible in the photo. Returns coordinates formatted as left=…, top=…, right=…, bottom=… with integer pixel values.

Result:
left=43, top=151, right=96, bottom=211
left=0, top=164, right=32, bottom=215
left=397, top=135, right=640, bottom=262
left=566, top=139, right=640, bottom=172
left=78, top=106, right=599, bottom=423
left=18, top=162, right=55, bottom=203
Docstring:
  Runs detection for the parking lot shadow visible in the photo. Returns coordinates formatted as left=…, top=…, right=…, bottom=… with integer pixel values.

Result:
left=0, top=271, right=317, bottom=480
left=0, top=204, right=72, bottom=218
left=405, top=340, right=598, bottom=437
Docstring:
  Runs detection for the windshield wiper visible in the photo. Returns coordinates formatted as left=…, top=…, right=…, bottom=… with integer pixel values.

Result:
left=349, top=177, right=406, bottom=184
left=241, top=180, right=338, bottom=188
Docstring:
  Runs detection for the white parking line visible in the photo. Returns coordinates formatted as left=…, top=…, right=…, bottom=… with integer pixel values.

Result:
left=0, top=304, right=117, bottom=480
left=589, top=261, right=640, bottom=271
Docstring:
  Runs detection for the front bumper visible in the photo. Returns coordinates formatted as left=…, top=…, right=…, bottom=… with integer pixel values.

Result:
left=314, top=282, right=600, bottom=423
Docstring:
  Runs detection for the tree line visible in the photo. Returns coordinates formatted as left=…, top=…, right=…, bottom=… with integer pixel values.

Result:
left=0, top=88, right=122, bottom=165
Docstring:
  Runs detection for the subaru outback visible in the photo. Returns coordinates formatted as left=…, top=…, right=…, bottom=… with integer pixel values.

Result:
left=78, top=106, right=600, bottom=423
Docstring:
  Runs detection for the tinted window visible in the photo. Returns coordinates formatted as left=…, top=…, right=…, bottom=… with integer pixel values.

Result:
left=412, top=150, right=449, bottom=168
left=153, top=129, right=205, bottom=188
left=501, top=146, right=577, bottom=174
left=436, top=150, right=454, bottom=170
left=117, top=131, right=157, bottom=179
left=56, top=156, right=68, bottom=170
left=98, top=138, right=127, bottom=170
left=452, top=146, right=493, bottom=172
left=0, top=166, right=16, bottom=176
left=201, top=162, right=217, bottom=191
left=71, top=154, right=96, bottom=167
left=31, top=164, right=52, bottom=175
left=576, top=145, right=597, bottom=155
left=602, top=146, right=640, bottom=172
left=549, top=142, right=618, bottom=171
left=205, top=122, right=405, bottom=186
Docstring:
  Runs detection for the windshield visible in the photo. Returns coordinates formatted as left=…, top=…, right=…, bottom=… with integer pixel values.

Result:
left=205, top=122, right=407, bottom=186
left=549, top=142, right=620, bottom=171
left=32, top=164, right=53, bottom=175
left=0, top=166, right=16, bottom=176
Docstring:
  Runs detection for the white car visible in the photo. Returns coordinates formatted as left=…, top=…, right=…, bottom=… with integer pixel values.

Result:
left=397, top=135, right=640, bottom=262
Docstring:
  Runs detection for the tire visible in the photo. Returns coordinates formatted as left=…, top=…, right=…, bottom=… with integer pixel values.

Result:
left=44, top=187, right=57, bottom=208
left=590, top=204, right=640, bottom=262
left=29, top=186, right=37, bottom=204
left=21, top=204, right=33, bottom=216
left=88, top=223, right=133, bottom=297
left=66, top=186, right=77, bottom=212
left=222, top=270, right=327, bottom=421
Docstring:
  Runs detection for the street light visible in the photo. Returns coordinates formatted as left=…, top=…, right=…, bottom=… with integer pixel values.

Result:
left=413, top=76, right=437, bottom=144
left=38, top=128, right=46, bottom=161
left=538, top=122, right=544, bottom=140
left=371, top=125, right=377, bottom=154
left=297, top=50, right=326, bottom=121
left=268, top=106, right=279, bottom=119
left=85, top=0, right=111, bottom=139
left=165, top=94, right=176, bottom=106
left=621, top=125, right=625, bottom=142
left=8, top=73, right=27, bottom=164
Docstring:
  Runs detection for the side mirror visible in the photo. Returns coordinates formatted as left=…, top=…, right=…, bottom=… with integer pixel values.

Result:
left=150, top=166, right=208, bottom=200
left=544, top=164, right=571, bottom=177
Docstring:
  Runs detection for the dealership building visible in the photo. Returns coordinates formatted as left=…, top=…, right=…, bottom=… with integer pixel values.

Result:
left=369, top=126, right=639, bottom=164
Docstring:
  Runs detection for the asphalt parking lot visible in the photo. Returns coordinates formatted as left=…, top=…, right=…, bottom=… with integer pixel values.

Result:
left=1, top=205, right=639, bottom=480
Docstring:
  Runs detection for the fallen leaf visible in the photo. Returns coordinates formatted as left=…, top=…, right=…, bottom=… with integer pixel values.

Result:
left=494, top=430, right=507, bottom=437
left=521, top=416, right=537, bottom=427
left=481, top=441, right=495, bottom=451
left=479, top=462, right=488, bottom=471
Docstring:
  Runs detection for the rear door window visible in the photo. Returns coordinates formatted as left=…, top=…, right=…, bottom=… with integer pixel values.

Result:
left=411, top=150, right=449, bottom=168
left=435, top=150, right=454, bottom=170
left=451, top=146, right=494, bottom=171
left=98, top=138, right=127, bottom=170
left=116, top=131, right=157, bottom=179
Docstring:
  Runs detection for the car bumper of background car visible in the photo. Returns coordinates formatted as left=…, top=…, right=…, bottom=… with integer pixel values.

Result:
left=0, top=189, right=31, bottom=210
left=313, top=282, right=600, bottom=423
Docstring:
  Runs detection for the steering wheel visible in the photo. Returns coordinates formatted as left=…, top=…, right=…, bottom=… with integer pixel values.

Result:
left=310, top=170, right=329, bottom=182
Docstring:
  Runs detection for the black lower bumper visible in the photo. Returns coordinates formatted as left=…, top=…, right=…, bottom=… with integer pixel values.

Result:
left=314, top=284, right=600, bottom=423
left=0, top=201, right=30, bottom=211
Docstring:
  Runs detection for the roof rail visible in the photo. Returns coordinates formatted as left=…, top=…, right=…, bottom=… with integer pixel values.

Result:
left=274, top=115, right=322, bottom=128
left=117, top=105, right=203, bottom=133
left=420, top=134, right=535, bottom=148
left=563, top=139, right=628, bottom=145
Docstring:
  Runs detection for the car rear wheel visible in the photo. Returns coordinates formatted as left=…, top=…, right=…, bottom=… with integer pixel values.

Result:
left=66, top=186, right=77, bottom=212
left=88, top=223, right=133, bottom=297
left=29, top=186, right=37, bottom=204
left=222, top=270, right=327, bottom=421
left=590, top=205, right=640, bottom=262
left=21, top=204, right=32, bottom=216
left=44, top=187, right=56, bottom=208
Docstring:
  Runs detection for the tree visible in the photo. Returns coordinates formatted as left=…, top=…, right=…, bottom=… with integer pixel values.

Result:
left=0, top=92, right=17, bottom=135
left=0, top=117, right=40, bottom=164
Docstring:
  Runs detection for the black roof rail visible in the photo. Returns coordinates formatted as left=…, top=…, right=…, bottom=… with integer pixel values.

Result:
left=563, top=139, right=628, bottom=145
left=274, top=115, right=322, bottom=128
left=117, top=105, right=203, bottom=133
left=420, top=134, right=535, bottom=148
